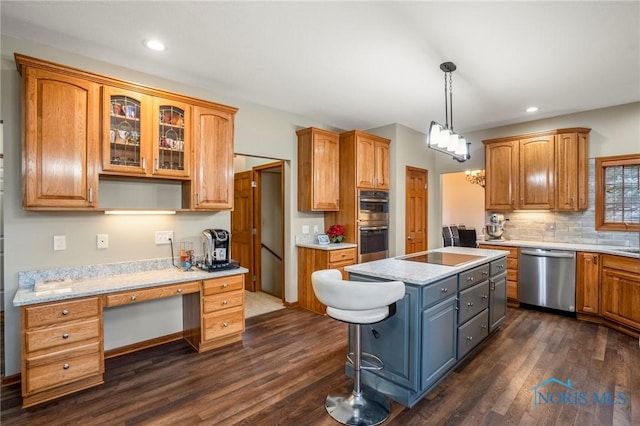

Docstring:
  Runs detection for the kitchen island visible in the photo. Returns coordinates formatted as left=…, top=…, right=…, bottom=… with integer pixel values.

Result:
left=344, top=246, right=509, bottom=408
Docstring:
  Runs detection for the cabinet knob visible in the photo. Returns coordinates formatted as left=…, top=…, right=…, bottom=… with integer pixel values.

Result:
left=222, top=300, right=228, bottom=305
left=62, top=333, right=69, bottom=339
left=466, top=336, right=473, bottom=341
left=222, top=284, right=229, bottom=288
left=482, top=294, right=488, bottom=300
left=63, top=363, right=70, bottom=370
left=482, top=271, right=488, bottom=276
left=176, top=288, right=183, bottom=293
left=62, top=309, right=69, bottom=316
left=468, top=276, right=474, bottom=282
left=498, top=264, right=504, bottom=269
left=223, top=322, right=228, bottom=328
left=467, top=302, right=474, bottom=307
left=481, top=325, right=487, bottom=330
left=131, top=295, right=137, bottom=301
left=441, top=287, right=448, bottom=293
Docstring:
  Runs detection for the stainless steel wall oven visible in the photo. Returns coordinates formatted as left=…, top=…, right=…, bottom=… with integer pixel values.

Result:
left=358, top=190, right=389, bottom=263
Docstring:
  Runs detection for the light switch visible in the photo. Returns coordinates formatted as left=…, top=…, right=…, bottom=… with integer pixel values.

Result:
left=302, top=225, right=309, bottom=234
left=53, top=235, right=66, bottom=251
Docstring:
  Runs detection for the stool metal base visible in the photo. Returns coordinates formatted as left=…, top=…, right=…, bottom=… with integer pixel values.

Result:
left=325, top=387, right=391, bottom=426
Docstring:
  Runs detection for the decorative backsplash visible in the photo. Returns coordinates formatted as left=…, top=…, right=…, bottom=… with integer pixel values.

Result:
left=490, top=159, right=639, bottom=247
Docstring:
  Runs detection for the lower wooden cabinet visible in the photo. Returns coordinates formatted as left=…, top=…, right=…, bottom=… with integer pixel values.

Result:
left=576, top=252, right=600, bottom=314
left=21, top=297, right=104, bottom=408
left=297, top=246, right=357, bottom=315
left=183, top=274, right=245, bottom=352
left=600, top=255, right=640, bottom=331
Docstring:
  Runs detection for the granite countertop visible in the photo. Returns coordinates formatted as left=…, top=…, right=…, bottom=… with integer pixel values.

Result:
left=479, top=239, right=639, bottom=259
left=14, top=258, right=248, bottom=307
left=296, top=242, right=358, bottom=250
left=345, top=246, right=509, bottom=286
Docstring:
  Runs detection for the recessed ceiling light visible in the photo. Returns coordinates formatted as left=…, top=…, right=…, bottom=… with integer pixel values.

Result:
left=143, top=39, right=166, bottom=51
left=526, top=106, right=539, bottom=113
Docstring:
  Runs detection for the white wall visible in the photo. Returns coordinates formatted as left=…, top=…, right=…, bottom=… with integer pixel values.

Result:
left=442, top=172, right=485, bottom=234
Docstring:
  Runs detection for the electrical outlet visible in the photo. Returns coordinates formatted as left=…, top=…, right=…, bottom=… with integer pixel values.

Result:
left=97, top=234, right=109, bottom=249
left=302, top=225, right=310, bottom=234
left=313, top=225, right=319, bottom=234
left=155, top=231, right=174, bottom=245
left=53, top=235, right=66, bottom=251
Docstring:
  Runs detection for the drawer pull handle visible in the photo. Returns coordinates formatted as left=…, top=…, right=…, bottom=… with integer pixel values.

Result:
left=498, top=265, right=504, bottom=269
left=222, top=284, right=229, bottom=288
left=131, top=296, right=137, bottom=302
left=223, top=322, right=229, bottom=327
left=222, top=300, right=228, bottom=305
left=467, top=302, right=474, bottom=307
left=441, top=287, right=448, bottom=293
left=481, top=325, right=487, bottom=330
left=468, top=277, right=474, bottom=282
left=482, top=271, right=488, bottom=276
left=62, top=309, right=69, bottom=316
left=482, top=294, right=488, bottom=300
left=62, top=333, right=69, bottom=339
left=177, top=288, right=183, bottom=293
left=466, top=336, right=473, bottom=341
left=63, top=363, right=70, bottom=370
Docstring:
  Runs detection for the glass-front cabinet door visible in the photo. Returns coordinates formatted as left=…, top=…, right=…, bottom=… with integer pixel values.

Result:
left=102, top=86, right=151, bottom=175
left=153, top=98, right=190, bottom=178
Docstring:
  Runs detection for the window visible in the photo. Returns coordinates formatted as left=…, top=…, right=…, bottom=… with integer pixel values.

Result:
left=595, top=153, right=640, bottom=231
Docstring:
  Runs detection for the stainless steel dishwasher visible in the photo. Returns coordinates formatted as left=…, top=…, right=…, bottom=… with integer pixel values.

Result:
left=519, top=248, right=576, bottom=312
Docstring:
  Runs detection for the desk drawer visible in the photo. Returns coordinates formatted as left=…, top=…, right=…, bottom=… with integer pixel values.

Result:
left=203, top=306, right=244, bottom=341
left=203, top=275, right=244, bottom=296
left=329, top=248, right=357, bottom=263
left=104, top=281, right=200, bottom=307
left=25, top=297, right=100, bottom=328
left=25, top=342, right=102, bottom=394
left=203, top=290, right=244, bottom=314
left=26, top=317, right=100, bottom=353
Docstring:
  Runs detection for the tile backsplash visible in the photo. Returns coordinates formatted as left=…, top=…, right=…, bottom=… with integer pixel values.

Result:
left=490, top=159, right=639, bottom=247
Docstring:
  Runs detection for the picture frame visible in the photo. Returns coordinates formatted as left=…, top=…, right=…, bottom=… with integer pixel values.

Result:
left=317, top=234, right=330, bottom=245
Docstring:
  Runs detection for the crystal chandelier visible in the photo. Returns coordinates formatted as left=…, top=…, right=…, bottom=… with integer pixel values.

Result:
left=427, top=62, right=470, bottom=162
left=465, top=169, right=485, bottom=187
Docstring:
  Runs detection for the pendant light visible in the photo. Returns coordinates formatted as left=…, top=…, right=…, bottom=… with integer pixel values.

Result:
left=427, top=62, right=471, bottom=162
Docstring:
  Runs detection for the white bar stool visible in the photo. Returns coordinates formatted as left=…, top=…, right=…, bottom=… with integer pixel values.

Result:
left=312, top=269, right=405, bottom=426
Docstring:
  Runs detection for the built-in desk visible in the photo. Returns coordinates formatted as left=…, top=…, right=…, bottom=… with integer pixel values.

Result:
left=14, top=261, right=247, bottom=408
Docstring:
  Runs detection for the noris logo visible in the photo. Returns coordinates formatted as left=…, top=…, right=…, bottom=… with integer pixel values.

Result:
left=529, top=378, right=628, bottom=407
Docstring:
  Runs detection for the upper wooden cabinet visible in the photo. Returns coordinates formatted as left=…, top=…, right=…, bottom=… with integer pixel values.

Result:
left=483, top=128, right=590, bottom=211
left=340, top=130, right=390, bottom=190
left=296, top=127, right=340, bottom=211
left=16, top=53, right=237, bottom=211
left=189, top=105, right=236, bottom=210
left=19, top=62, right=100, bottom=210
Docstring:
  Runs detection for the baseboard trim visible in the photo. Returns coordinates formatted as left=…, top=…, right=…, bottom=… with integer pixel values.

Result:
left=284, top=301, right=298, bottom=308
left=2, top=373, right=21, bottom=387
left=104, top=332, right=184, bottom=359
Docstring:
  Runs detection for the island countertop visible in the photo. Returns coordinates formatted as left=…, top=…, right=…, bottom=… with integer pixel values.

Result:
left=345, top=246, right=509, bottom=286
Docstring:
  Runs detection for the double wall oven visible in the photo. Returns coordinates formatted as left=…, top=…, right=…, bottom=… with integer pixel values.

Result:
left=358, top=190, right=389, bottom=263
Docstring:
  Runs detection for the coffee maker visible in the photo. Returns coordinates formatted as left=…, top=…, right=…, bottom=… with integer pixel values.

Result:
left=202, top=229, right=231, bottom=268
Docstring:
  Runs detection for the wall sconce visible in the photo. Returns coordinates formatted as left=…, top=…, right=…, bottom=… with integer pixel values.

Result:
left=465, top=169, right=485, bottom=187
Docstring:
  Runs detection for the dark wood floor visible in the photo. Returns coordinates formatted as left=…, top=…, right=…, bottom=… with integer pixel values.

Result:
left=2, top=306, right=639, bottom=425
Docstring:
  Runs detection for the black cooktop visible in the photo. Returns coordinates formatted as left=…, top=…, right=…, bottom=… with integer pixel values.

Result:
left=398, top=252, right=484, bottom=266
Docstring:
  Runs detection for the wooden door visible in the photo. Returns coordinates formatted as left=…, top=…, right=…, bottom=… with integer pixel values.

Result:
left=519, top=135, right=555, bottom=210
left=231, top=171, right=254, bottom=291
left=23, top=67, right=99, bottom=209
left=192, top=106, right=235, bottom=210
left=405, top=166, right=428, bottom=254
left=484, top=140, right=518, bottom=210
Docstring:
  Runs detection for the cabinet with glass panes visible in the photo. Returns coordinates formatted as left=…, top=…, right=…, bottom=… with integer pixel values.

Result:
left=102, top=87, right=190, bottom=179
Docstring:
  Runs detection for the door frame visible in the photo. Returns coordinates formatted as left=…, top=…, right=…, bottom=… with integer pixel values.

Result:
left=251, top=160, right=285, bottom=300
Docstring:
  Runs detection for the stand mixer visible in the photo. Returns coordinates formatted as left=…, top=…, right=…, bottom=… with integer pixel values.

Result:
left=485, top=214, right=508, bottom=240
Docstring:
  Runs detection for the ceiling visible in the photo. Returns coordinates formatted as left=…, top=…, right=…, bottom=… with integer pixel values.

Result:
left=2, top=1, right=639, bottom=134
